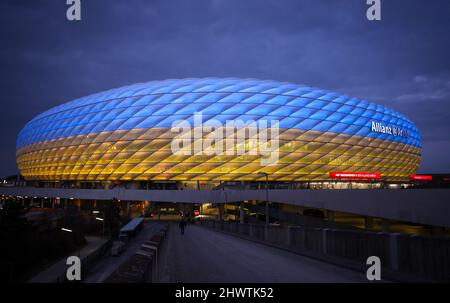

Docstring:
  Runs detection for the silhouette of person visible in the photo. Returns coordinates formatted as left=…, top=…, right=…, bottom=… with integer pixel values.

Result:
left=179, top=219, right=187, bottom=235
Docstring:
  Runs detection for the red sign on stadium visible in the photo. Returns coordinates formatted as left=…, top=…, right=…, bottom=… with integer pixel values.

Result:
left=329, top=172, right=381, bottom=180
left=409, top=175, right=433, bottom=181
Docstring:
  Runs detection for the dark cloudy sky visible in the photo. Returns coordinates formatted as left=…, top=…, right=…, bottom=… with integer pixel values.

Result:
left=1, top=0, right=449, bottom=176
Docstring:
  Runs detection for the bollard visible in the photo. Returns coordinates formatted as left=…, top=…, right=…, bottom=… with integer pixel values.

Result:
left=141, top=243, right=158, bottom=281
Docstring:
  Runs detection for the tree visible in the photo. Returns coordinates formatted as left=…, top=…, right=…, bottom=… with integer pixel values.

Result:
left=0, top=201, right=31, bottom=281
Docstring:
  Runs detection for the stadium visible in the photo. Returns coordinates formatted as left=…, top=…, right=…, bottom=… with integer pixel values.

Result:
left=16, top=78, right=422, bottom=187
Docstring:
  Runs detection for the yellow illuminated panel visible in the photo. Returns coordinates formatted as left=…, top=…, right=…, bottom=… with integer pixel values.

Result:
left=16, top=127, right=421, bottom=182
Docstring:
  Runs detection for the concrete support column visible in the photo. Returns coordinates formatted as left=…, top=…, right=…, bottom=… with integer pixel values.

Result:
left=327, top=210, right=334, bottom=222
left=51, top=198, right=55, bottom=209
left=41, top=198, right=44, bottom=209
left=239, top=202, right=245, bottom=224
left=381, top=218, right=390, bottom=233
left=91, top=200, right=96, bottom=211
left=218, top=204, right=223, bottom=221
left=126, top=201, right=131, bottom=218
left=157, top=204, right=161, bottom=221
left=365, top=216, right=374, bottom=229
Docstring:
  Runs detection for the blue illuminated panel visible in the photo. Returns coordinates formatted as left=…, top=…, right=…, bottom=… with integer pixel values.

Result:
left=16, top=78, right=422, bottom=149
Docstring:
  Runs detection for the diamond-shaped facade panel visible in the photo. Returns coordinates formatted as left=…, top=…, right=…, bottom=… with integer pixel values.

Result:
left=16, top=78, right=422, bottom=182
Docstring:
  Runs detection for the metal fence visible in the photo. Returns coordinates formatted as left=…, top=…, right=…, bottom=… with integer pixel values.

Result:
left=199, top=220, right=450, bottom=282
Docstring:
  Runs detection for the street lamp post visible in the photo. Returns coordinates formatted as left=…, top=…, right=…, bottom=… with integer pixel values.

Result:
left=258, top=172, right=269, bottom=225
left=93, top=209, right=105, bottom=237
left=95, top=216, right=105, bottom=237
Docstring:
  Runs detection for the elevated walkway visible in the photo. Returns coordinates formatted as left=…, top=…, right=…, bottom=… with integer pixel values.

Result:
left=2, top=187, right=450, bottom=227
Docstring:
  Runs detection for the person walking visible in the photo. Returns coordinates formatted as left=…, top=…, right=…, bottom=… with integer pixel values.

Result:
left=179, top=218, right=187, bottom=235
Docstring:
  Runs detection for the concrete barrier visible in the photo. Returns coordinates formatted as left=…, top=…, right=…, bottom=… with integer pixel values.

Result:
left=266, top=225, right=288, bottom=246
left=105, top=224, right=170, bottom=283
left=250, top=224, right=265, bottom=240
left=397, top=234, right=450, bottom=281
left=104, top=253, right=154, bottom=283
left=324, top=229, right=390, bottom=263
left=287, top=227, right=324, bottom=252
left=238, top=223, right=251, bottom=236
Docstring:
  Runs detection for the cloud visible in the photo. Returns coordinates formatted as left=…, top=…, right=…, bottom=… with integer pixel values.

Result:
left=0, top=0, right=450, bottom=175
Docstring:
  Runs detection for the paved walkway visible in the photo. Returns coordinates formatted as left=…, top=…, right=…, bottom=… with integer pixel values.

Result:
left=162, top=223, right=368, bottom=283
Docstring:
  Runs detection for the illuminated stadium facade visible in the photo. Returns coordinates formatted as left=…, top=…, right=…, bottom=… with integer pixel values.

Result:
left=16, top=78, right=422, bottom=184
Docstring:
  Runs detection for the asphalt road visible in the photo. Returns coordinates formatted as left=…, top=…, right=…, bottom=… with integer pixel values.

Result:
left=161, top=223, right=369, bottom=283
